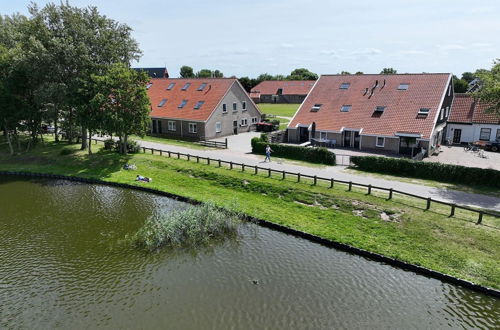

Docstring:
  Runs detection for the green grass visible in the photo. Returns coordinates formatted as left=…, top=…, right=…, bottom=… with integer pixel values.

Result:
left=1, top=139, right=499, bottom=289
left=277, top=117, right=290, bottom=130
left=131, top=134, right=208, bottom=150
left=258, top=103, right=300, bottom=117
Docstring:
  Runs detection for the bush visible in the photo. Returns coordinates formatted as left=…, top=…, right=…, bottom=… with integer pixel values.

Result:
left=251, top=137, right=336, bottom=165
left=103, top=138, right=115, bottom=150
left=131, top=202, right=242, bottom=251
left=59, top=147, right=76, bottom=156
left=350, top=156, right=500, bottom=188
left=114, top=139, right=141, bottom=153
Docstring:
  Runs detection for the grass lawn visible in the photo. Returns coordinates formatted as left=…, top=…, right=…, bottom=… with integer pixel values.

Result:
left=258, top=103, right=300, bottom=118
left=1, top=139, right=499, bottom=290
left=131, top=134, right=207, bottom=150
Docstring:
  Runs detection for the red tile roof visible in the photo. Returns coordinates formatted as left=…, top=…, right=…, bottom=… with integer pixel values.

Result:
left=449, top=93, right=500, bottom=124
left=289, top=74, right=451, bottom=139
left=148, top=78, right=236, bottom=121
left=250, top=80, right=315, bottom=96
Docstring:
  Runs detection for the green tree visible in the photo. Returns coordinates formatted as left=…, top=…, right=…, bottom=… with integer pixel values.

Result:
left=196, top=69, right=212, bottom=78
left=380, top=67, right=397, bottom=74
left=287, top=68, right=318, bottom=80
left=355, top=71, right=364, bottom=75
left=91, top=63, right=151, bottom=154
left=213, top=69, right=223, bottom=78
left=475, top=60, right=500, bottom=116
left=238, top=76, right=258, bottom=92
left=453, top=75, right=468, bottom=93
left=180, top=65, right=194, bottom=78
left=340, top=71, right=351, bottom=75
left=461, top=72, right=475, bottom=83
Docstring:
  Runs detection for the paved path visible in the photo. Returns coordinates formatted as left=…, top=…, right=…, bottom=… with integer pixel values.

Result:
left=98, top=137, right=500, bottom=210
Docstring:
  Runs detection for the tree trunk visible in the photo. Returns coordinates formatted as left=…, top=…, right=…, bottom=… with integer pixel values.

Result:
left=88, top=130, right=92, bottom=155
left=4, top=123, right=13, bottom=156
left=54, top=120, right=59, bottom=143
left=68, top=108, right=73, bottom=143
left=81, top=126, right=88, bottom=150
left=123, top=134, right=128, bottom=154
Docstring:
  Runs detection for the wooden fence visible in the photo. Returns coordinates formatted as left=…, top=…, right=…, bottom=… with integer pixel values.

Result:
left=197, top=138, right=227, bottom=149
left=92, top=139, right=500, bottom=226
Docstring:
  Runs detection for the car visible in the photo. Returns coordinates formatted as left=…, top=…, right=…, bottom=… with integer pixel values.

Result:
left=485, top=140, right=500, bottom=152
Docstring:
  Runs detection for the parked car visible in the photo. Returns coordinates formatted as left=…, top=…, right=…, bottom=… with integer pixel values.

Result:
left=485, top=139, right=500, bottom=152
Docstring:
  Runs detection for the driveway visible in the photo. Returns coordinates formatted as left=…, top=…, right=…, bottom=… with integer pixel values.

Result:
left=424, top=146, right=500, bottom=171
left=211, top=132, right=261, bottom=153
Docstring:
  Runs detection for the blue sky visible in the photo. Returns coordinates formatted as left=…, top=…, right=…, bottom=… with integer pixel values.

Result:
left=4, top=0, right=500, bottom=77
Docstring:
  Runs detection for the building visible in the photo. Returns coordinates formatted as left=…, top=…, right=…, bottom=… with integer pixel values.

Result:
left=133, top=67, right=169, bottom=78
left=287, top=73, right=453, bottom=156
left=446, top=93, right=500, bottom=144
left=249, top=80, right=315, bottom=104
left=147, top=78, right=261, bottom=140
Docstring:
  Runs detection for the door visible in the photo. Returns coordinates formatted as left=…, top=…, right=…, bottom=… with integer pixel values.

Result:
left=453, top=129, right=461, bottom=144
left=299, top=127, right=309, bottom=143
left=343, top=131, right=351, bottom=147
left=353, top=131, right=360, bottom=148
left=233, top=120, right=238, bottom=134
left=157, top=120, right=162, bottom=134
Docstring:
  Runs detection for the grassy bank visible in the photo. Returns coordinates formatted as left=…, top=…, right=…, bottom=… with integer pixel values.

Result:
left=258, top=103, right=299, bottom=117
left=1, top=139, right=499, bottom=289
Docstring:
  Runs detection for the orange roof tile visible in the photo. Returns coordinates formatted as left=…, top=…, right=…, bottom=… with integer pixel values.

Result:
left=450, top=93, right=500, bottom=124
left=289, top=74, right=451, bottom=139
left=148, top=78, right=236, bottom=121
left=251, top=80, right=315, bottom=96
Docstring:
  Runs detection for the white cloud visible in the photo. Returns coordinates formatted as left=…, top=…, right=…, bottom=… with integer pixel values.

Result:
left=350, top=48, right=382, bottom=56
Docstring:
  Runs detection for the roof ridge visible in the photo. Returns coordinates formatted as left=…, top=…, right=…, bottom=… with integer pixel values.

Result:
left=320, top=73, right=451, bottom=76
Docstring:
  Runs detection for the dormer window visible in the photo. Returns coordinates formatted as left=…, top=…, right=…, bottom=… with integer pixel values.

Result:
left=181, top=83, right=191, bottom=91
left=311, top=104, right=322, bottom=112
left=194, top=101, right=205, bottom=109
left=374, top=106, right=386, bottom=113
left=277, top=88, right=283, bottom=95
left=197, top=83, right=207, bottom=91
left=178, top=99, right=188, bottom=109
left=398, top=83, right=409, bottom=90
left=418, top=108, right=430, bottom=116
left=158, top=99, right=167, bottom=107
left=166, top=83, right=175, bottom=90
left=340, top=105, right=351, bottom=112
left=340, top=83, right=350, bottom=89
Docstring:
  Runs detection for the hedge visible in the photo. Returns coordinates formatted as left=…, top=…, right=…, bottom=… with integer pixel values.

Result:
left=350, top=156, right=500, bottom=188
left=251, top=138, right=336, bottom=165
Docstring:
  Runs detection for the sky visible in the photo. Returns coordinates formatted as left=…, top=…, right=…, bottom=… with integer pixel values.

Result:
left=3, top=0, right=500, bottom=78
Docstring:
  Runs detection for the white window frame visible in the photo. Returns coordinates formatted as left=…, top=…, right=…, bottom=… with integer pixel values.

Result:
left=240, top=118, right=248, bottom=127
left=215, top=122, right=222, bottom=133
left=320, top=132, right=327, bottom=140
left=376, top=136, right=385, bottom=147
left=251, top=117, right=258, bottom=124
left=188, top=123, right=197, bottom=134
left=168, top=121, right=176, bottom=131
left=479, top=128, right=491, bottom=141
left=445, top=106, right=449, bottom=118
left=440, top=109, right=444, bottom=120
left=418, top=108, right=430, bottom=115
left=222, top=104, right=227, bottom=113
left=496, top=129, right=500, bottom=141
left=340, top=105, right=351, bottom=112
left=242, top=101, right=247, bottom=111
left=233, top=102, right=238, bottom=111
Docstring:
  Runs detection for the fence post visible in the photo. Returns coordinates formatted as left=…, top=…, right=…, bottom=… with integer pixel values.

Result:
left=230, top=161, right=233, bottom=170
left=388, top=188, right=393, bottom=200
left=225, top=138, right=228, bottom=149
left=218, top=159, right=222, bottom=167
left=151, top=148, right=154, bottom=154
left=187, top=154, right=190, bottom=161
left=207, top=158, right=211, bottom=165
left=282, top=170, right=285, bottom=180
left=142, top=147, right=146, bottom=153
left=330, top=178, right=334, bottom=188
left=242, top=164, right=245, bottom=172
left=367, top=184, right=372, bottom=195
left=177, top=152, right=180, bottom=159
left=426, top=198, right=431, bottom=210
left=196, top=156, right=199, bottom=163
left=348, top=181, right=352, bottom=191
left=254, top=166, right=258, bottom=175
left=160, top=150, right=162, bottom=156
left=297, top=173, right=301, bottom=182
left=450, top=204, right=455, bottom=217
left=168, top=151, right=171, bottom=157
left=476, top=212, right=483, bottom=225
left=313, top=175, right=317, bottom=185
left=268, top=168, right=271, bottom=177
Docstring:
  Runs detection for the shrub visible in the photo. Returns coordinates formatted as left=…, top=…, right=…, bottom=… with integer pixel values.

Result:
left=131, top=202, right=242, bottom=251
left=251, top=137, right=336, bottom=165
left=103, top=138, right=115, bottom=150
left=59, top=147, right=76, bottom=156
left=350, top=156, right=500, bottom=188
left=115, top=139, right=141, bottom=153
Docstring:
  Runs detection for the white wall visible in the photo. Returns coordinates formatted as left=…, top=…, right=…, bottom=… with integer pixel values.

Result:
left=447, top=123, right=500, bottom=143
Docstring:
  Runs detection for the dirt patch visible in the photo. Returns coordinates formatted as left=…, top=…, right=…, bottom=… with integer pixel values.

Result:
left=353, top=210, right=366, bottom=217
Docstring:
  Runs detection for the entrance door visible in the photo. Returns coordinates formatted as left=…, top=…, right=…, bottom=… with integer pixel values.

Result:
left=299, top=127, right=309, bottom=143
left=453, top=129, right=461, bottom=144
left=353, top=131, right=360, bottom=148
left=343, top=131, right=352, bottom=147
left=233, top=120, right=238, bottom=134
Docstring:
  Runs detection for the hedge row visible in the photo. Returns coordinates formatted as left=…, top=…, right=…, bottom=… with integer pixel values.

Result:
left=251, top=138, right=336, bottom=165
left=350, top=156, right=500, bottom=188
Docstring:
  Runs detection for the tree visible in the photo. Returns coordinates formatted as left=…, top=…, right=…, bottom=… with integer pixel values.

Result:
left=91, top=63, right=151, bottom=154
left=180, top=65, right=194, bottom=78
left=340, top=71, right=351, bottom=75
left=453, top=75, right=468, bottom=93
left=461, top=72, right=475, bottom=83
left=213, top=69, right=223, bottom=78
left=196, top=69, right=212, bottom=78
left=238, top=76, right=258, bottom=92
left=475, top=59, right=500, bottom=117
left=355, top=71, right=364, bottom=75
left=380, top=68, right=397, bottom=74
left=287, top=68, right=318, bottom=80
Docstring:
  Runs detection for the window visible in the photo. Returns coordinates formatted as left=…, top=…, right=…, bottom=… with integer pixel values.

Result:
left=340, top=82, right=350, bottom=89
left=320, top=132, right=327, bottom=140
left=167, top=83, right=175, bottom=90
left=311, top=104, right=322, bottom=112
left=233, top=102, right=237, bottom=111
left=215, top=122, right=222, bottom=133
left=418, top=108, right=430, bottom=116
left=222, top=104, right=227, bottom=113
left=479, top=128, right=491, bottom=141
left=374, top=106, right=386, bottom=113
left=376, top=137, right=385, bottom=147
left=440, top=109, right=444, bottom=120
left=168, top=121, right=176, bottom=131
left=194, top=101, right=205, bottom=109
left=340, top=105, right=351, bottom=112
left=497, top=129, right=500, bottom=141
left=448, top=84, right=452, bottom=96
left=178, top=99, right=188, bottom=108
left=251, top=117, right=258, bottom=124
left=197, top=82, right=207, bottom=91
left=445, top=106, right=449, bottom=118
left=152, top=120, right=157, bottom=134
left=277, top=88, right=283, bottom=95
left=181, top=82, right=191, bottom=91
left=188, top=123, right=197, bottom=133
left=241, top=118, right=248, bottom=126
left=397, top=83, right=409, bottom=90
left=158, top=99, right=167, bottom=107
left=146, top=83, right=153, bottom=89
left=242, top=101, right=246, bottom=110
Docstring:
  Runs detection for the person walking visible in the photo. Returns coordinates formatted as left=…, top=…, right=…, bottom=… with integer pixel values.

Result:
left=265, top=145, right=273, bottom=162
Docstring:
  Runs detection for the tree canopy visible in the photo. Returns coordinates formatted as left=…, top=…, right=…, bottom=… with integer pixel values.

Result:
left=180, top=65, right=194, bottom=78
left=475, top=59, right=500, bottom=116
left=380, top=68, right=397, bottom=74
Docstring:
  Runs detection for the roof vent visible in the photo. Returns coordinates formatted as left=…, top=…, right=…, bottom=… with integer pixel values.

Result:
left=205, top=84, right=212, bottom=94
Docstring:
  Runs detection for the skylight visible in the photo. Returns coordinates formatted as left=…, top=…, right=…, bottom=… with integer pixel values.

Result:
left=158, top=99, right=167, bottom=107
left=418, top=108, right=430, bottom=115
left=194, top=101, right=205, bottom=109
left=146, top=83, right=153, bottom=89
left=197, top=83, right=207, bottom=91
left=181, top=83, right=191, bottom=91
left=398, top=83, right=409, bottom=90
left=311, top=104, right=322, bottom=112
left=178, top=100, right=188, bottom=108
left=166, top=83, right=175, bottom=90
left=340, top=105, right=351, bottom=112
left=374, top=106, right=386, bottom=112
left=340, top=83, right=350, bottom=89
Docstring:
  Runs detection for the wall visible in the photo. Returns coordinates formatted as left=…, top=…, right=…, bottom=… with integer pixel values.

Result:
left=260, top=94, right=307, bottom=104
left=446, top=123, right=500, bottom=143
left=287, top=128, right=299, bottom=143
left=360, top=136, right=399, bottom=153
left=206, top=83, right=261, bottom=140
left=151, top=118, right=206, bottom=140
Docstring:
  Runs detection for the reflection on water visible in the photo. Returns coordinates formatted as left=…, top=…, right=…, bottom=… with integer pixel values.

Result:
left=0, top=177, right=498, bottom=329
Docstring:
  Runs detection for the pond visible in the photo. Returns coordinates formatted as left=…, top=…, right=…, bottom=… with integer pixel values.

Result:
left=0, top=177, right=498, bottom=329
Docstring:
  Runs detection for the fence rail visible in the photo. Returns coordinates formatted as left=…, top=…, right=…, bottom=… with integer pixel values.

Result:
left=196, top=138, right=227, bottom=149
left=92, top=139, right=500, bottom=225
